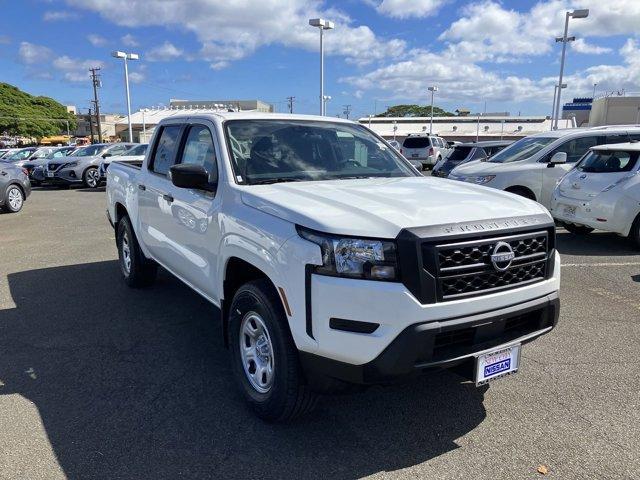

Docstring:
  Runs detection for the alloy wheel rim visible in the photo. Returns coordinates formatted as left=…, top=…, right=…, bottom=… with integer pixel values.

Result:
left=121, top=232, right=131, bottom=274
left=87, top=169, right=99, bottom=187
left=8, top=188, right=22, bottom=210
left=239, top=312, right=275, bottom=393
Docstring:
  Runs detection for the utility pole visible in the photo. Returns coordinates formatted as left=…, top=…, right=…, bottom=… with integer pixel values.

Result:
left=88, top=107, right=96, bottom=143
left=343, top=104, right=352, bottom=119
left=287, top=96, right=295, bottom=114
left=89, top=67, right=103, bottom=143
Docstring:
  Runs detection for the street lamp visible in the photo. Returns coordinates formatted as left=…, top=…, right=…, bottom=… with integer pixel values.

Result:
left=428, top=86, right=438, bottom=135
left=592, top=83, right=597, bottom=99
left=550, top=83, right=567, bottom=130
left=141, top=108, right=148, bottom=142
left=309, top=18, right=335, bottom=116
left=112, top=50, right=139, bottom=142
left=553, top=8, right=589, bottom=130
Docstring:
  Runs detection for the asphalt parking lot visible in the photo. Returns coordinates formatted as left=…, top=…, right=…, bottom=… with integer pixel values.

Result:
left=1, top=187, right=639, bottom=480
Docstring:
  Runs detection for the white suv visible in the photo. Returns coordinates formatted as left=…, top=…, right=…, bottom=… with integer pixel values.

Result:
left=401, top=134, right=447, bottom=170
left=449, top=126, right=640, bottom=208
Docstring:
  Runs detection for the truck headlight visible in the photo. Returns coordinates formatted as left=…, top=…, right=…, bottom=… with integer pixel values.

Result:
left=297, top=226, right=399, bottom=281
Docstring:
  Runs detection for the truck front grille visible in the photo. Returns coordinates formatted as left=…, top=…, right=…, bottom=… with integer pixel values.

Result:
left=429, top=231, right=549, bottom=301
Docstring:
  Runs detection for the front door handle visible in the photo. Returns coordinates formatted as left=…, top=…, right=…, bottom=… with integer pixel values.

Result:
left=138, top=184, right=146, bottom=191
left=162, top=193, right=174, bottom=203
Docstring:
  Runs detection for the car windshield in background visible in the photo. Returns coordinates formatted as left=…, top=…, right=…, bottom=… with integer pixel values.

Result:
left=402, top=137, right=430, bottom=149
left=225, top=120, right=416, bottom=185
left=126, top=144, right=148, bottom=156
left=577, top=150, right=639, bottom=173
left=448, top=147, right=474, bottom=162
left=70, top=145, right=104, bottom=157
left=488, top=136, right=556, bottom=163
left=4, top=149, right=33, bottom=161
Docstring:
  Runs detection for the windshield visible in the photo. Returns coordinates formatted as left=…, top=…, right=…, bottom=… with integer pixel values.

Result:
left=577, top=150, right=639, bottom=173
left=447, top=146, right=473, bottom=162
left=402, top=137, right=430, bottom=149
left=488, top=136, right=556, bottom=163
left=126, top=144, right=148, bottom=156
left=225, top=120, right=416, bottom=185
left=70, top=145, right=105, bottom=157
left=4, top=149, right=34, bottom=161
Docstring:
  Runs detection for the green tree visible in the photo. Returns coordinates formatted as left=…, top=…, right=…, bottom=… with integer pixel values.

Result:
left=0, top=83, right=77, bottom=139
left=376, top=104, right=454, bottom=118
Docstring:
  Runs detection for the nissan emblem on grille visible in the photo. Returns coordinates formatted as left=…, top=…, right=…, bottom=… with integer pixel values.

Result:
left=490, top=241, right=516, bottom=272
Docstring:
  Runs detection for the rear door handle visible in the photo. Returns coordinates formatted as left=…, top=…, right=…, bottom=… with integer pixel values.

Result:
left=138, top=184, right=146, bottom=191
left=162, top=193, right=174, bottom=203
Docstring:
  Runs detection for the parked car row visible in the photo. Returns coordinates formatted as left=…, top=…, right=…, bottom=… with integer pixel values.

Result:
left=440, top=125, right=640, bottom=248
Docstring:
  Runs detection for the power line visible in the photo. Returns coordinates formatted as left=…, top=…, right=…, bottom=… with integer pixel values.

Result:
left=343, top=104, right=352, bottom=119
left=89, top=67, right=103, bottom=143
left=287, top=96, right=295, bottom=114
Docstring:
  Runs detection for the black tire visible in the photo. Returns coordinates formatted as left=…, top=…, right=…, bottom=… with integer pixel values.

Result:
left=116, top=215, right=157, bottom=288
left=563, top=223, right=594, bottom=235
left=629, top=214, right=640, bottom=250
left=4, top=185, right=24, bottom=213
left=229, top=279, right=317, bottom=422
left=83, top=167, right=100, bottom=188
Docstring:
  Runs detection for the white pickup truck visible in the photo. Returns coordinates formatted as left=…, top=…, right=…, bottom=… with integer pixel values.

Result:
left=106, top=113, right=561, bottom=422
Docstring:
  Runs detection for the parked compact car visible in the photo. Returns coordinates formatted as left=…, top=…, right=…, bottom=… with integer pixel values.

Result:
left=98, top=143, right=148, bottom=181
left=107, top=112, right=560, bottom=421
left=400, top=134, right=448, bottom=170
left=25, top=146, right=76, bottom=185
left=449, top=126, right=640, bottom=208
left=0, top=161, right=31, bottom=213
left=45, top=142, right=136, bottom=188
left=432, top=140, right=513, bottom=178
left=550, top=142, right=640, bottom=247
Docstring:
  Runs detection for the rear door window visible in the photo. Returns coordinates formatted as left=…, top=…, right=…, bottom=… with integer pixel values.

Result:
left=551, top=136, right=599, bottom=163
left=402, top=137, right=430, bottom=149
left=179, top=124, right=218, bottom=184
left=150, top=125, right=182, bottom=176
left=605, top=133, right=630, bottom=145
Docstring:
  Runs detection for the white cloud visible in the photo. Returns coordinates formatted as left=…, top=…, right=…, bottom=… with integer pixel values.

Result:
left=375, top=0, right=446, bottom=19
left=87, top=34, right=108, bottom=47
left=128, top=71, right=145, bottom=83
left=147, top=41, right=184, bottom=61
left=571, top=38, right=612, bottom=55
left=121, top=33, right=139, bottom=47
left=43, top=11, right=79, bottom=21
left=63, top=0, right=406, bottom=67
left=18, top=42, right=52, bottom=64
left=52, top=55, right=105, bottom=82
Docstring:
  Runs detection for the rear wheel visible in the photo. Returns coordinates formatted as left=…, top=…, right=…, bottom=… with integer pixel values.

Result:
left=629, top=214, right=640, bottom=250
left=116, top=215, right=157, bottom=287
left=83, top=167, right=100, bottom=188
left=563, top=223, right=594, bottom=235
left=229, top=279, right=317, bottom=422
left=4, top=185, right=24, bottom=213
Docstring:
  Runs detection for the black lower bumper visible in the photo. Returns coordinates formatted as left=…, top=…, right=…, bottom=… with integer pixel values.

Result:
left=300, top=292, right=559, bottom=386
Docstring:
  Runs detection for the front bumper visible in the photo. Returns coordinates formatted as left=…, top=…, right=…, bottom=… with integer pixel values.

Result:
left=550, top=194, right=627, bottom=235
left=44, top=169, right=83, bottom=185
left=301, top=292, right=559, bottom=385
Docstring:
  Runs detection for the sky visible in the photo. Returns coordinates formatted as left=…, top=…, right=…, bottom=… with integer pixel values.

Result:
left=2, top=0, right=639, bottom=119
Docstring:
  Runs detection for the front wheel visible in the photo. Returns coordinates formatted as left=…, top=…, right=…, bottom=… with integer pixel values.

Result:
left=563, top=223, right=594, bottom=235
left=83, top=167, right=100, bottom=188
left=116, top=216, right=157, bottom=287
left=229, top=279, right=317, bottom=422
left=629, top=214, right=640, bottom=250
left=3, top=185, right=24, bottom=213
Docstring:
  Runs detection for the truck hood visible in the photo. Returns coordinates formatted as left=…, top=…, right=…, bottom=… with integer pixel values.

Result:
left=240, top=176, right=548, bottom=238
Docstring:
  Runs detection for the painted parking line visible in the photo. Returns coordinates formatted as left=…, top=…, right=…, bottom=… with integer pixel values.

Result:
left=561, top=262, right=640, bottom=267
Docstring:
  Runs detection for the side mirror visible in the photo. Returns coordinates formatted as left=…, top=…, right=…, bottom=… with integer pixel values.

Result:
left=169, top=163, right=214, bottom=191
left=548, top=152, right=567, bottom=167
left=102, top=153, right=112, bottom=158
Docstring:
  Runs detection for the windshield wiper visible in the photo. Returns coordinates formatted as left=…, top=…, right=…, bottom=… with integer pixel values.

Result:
left=248, top=177, right=308, bottom=185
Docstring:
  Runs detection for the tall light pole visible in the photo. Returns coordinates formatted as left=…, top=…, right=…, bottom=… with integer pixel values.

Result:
left=553, top=8, right=589, bottom=130
left=550, top=83, right=567, bottom=130
left=592, top=83, right=597, bottom=99
left=141, top=108, right=148, bottom=142
left=309, top=18, right=334, bottom=116
left=112, top=50, right=139, bottom=142
left=428, top=86, right=438, bottom=135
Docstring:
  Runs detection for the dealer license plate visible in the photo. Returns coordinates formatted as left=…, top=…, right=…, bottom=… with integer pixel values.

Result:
left=412, top=153, right=419, bottom=158
left=562, top=204, right=577, bottom=216
left=475, top=345, right=520, bottom=386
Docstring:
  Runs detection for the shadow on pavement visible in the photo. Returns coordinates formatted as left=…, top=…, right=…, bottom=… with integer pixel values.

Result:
left=1, top=261, right=487, bottom=479
left=556, top=230, right=636, bottom=257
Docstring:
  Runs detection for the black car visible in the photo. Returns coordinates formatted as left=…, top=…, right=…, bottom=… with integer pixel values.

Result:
left=0, top=161, right=31, bottom=213
left=432, top=140, right=513, bottom=178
